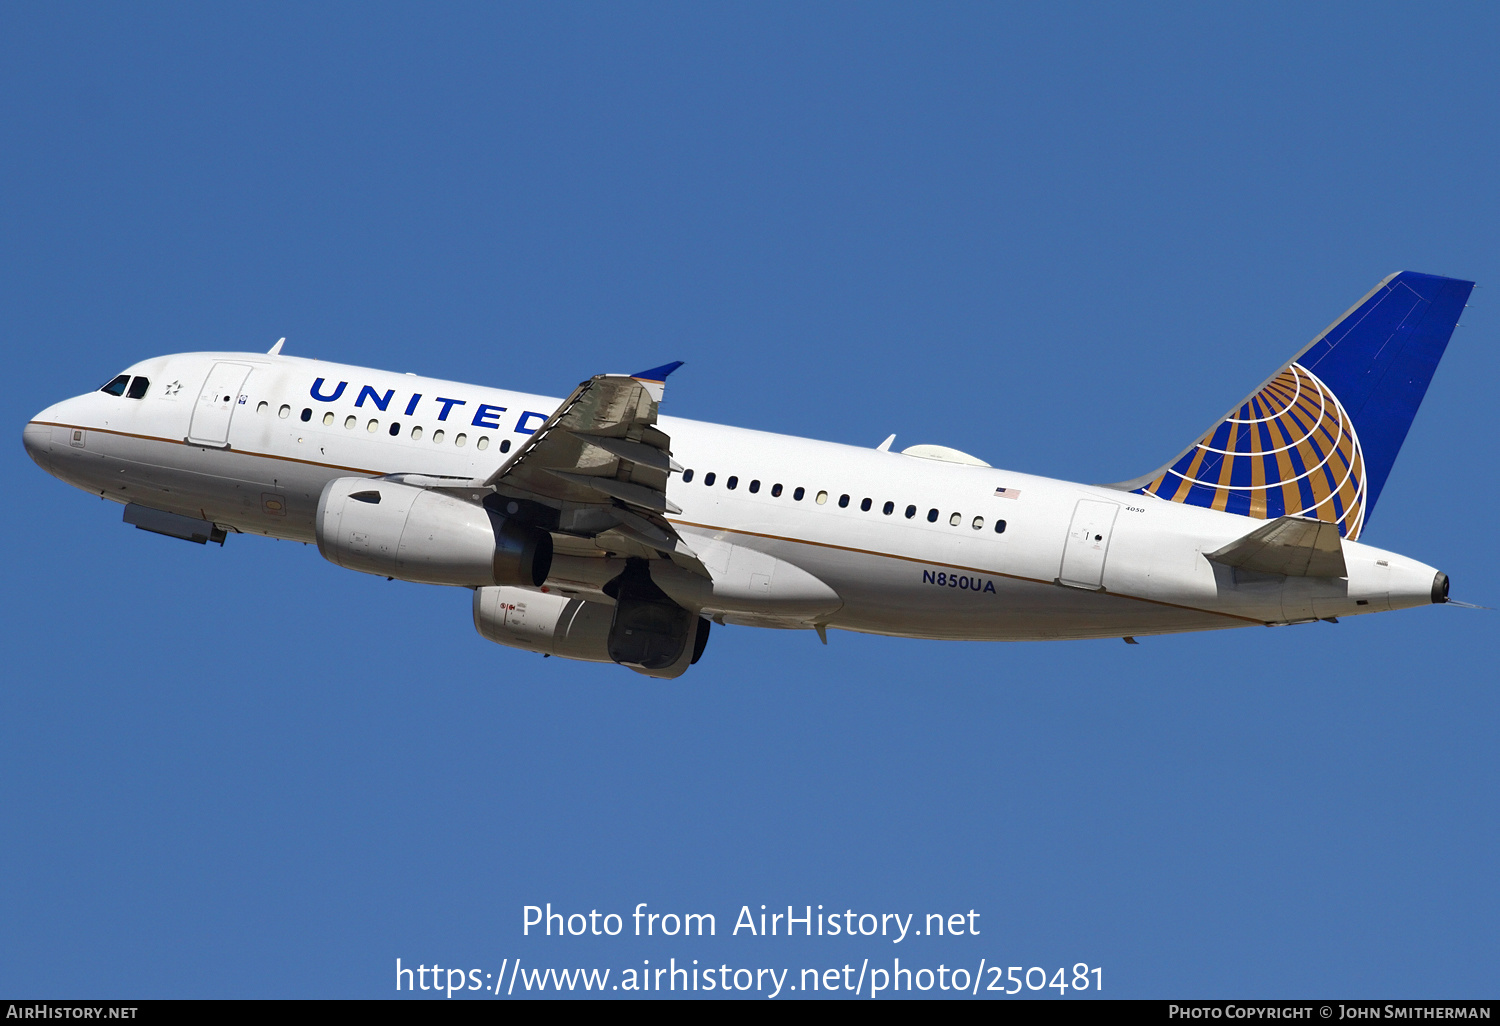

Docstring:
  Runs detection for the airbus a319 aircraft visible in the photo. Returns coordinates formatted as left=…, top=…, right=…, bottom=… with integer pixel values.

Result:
left=23, top=272, right=1472, bottom=677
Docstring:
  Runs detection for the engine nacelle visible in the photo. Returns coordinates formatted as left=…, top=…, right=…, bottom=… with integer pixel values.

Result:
left=475, top=570, right=712, bottom=679
left=317, top=478, right=552, bottom=587
left=474, top=586, right=617, bottom=662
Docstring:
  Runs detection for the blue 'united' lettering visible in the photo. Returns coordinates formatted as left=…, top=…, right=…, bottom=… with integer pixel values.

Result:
left=303, top=377, right=559, bottom=437
left=355, top=385, right=395, bottom=411
left=310, top=377, right=347, bottom=402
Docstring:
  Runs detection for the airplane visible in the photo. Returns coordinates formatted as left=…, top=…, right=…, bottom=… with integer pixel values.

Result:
left=22, top=271, right=1472, bottom=678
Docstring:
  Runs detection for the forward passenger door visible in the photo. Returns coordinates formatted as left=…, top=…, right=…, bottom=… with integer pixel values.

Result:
left=187, top=362, right=255, bottom=448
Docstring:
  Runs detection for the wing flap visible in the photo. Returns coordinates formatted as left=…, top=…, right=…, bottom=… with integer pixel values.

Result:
left=473, top=364, right=704, bottom=577
left=483, top=373, right=675, bottom=510
left=544, top=469, right=682, bottom=514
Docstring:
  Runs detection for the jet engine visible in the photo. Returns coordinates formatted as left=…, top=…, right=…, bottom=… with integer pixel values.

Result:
left=316, top=478, right=552, bottom=587
left=474, top=586, right=616, bottom=663
left=602, top=558, right=700, bottom=672
left=474, top=563, right=711, bottom=679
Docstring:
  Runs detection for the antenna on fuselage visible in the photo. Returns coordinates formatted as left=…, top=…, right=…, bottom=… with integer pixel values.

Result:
left=267, top=337, right=286, bottom=356
left=876, top=433, right=896, bottom=452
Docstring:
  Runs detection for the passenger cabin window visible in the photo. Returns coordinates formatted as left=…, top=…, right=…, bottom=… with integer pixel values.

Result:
left=323, top=412, right=335, bottom=426
left=278, top=405, right=291, bottom=419
left=126, top=377, right=150, bottom=399
left=683, top=469, right=695, bottom=482
left=301, top=408, right=312, bottom=422
left=860, top=497, right=871, bottom=511
left=793, top=487, right=805, bottom=501
left=476, top=435, right=489, bottom=449
left=344, top=416, right=357, bottom=429
left=883, top=501, right=894, bottom=515
left=500, top=439, right=511, bottom=453
left=905, top=505, right=917, bottom=519
left=749, top=479, right=760, bottom=493
left=927, top=508, right=939, bottom=523
left=994, top=520, right=1007, bottom=534
left=771, top=483, right=783, bottom=497
left=704, top=472, right=716, bottom=486
left=257, top=401, right=269, bottom=414
left=99, top=375, right=130, bottom=397
left=949, top=512, right=961, bottom=526
left=391, top=423, right=403, bottom=437
left=972, top=516, right=984, bottom=530
left=433, top=429, right=445, bottom=443
left=838, top=494, right=850, bottom=508
left=411, top=426, right=424, bottom=440
left=815, top=490, right=828, bottom=505
left=726, top=476, right=738, bottom=490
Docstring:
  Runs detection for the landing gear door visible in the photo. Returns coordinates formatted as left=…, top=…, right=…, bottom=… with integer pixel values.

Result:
left=188, top=362, right=255, bottom=448
left=1058, top=499, right=1120, bottom=590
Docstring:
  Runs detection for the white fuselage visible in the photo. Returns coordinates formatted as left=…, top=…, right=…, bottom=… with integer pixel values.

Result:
left=24, top=351, right=1444, bottom=641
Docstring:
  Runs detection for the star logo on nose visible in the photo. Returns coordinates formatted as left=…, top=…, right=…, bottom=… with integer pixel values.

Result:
left=164, top=380, right=182, bottom=396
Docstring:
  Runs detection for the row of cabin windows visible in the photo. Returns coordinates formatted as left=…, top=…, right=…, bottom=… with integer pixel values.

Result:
left=680, top=468, right=1008, bottom=534
left=99, top=374, right=150, bottom=399
left=95, top=377, right=996, bottom=529
left=256, top=401, right=512, bottom=453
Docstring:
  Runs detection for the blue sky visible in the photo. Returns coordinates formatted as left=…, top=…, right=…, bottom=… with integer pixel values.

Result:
left=2, top=2, right=1495, bottom=998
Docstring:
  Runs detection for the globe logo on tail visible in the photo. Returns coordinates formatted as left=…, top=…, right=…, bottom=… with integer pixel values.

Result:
left=1138, top=362, right=1367, bottom=540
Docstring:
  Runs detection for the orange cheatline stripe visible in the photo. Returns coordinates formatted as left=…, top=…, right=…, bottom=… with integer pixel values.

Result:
left=30, top=420, right=388, bottom=475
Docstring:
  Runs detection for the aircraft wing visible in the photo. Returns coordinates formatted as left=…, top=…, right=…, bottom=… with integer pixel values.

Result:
left=479, top=363, right=706, bottom=572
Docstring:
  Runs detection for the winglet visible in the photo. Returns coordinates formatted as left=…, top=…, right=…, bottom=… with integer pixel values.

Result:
left=631, top=361, right=684, bottom=383
left=631, top=362, right=683, bottom=403
left=268, top=337, right=286, bottom=356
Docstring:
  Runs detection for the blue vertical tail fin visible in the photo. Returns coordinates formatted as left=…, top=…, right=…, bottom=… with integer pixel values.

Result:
left=1116, top=271, right=1473, bottom=539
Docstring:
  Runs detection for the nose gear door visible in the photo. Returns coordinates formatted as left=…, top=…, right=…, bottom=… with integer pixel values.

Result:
left=187, top=362, right=254, bottom=447
left=1057, top=499, right=1120, bottom=590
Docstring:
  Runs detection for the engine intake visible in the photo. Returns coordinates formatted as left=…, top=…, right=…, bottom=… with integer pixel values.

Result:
left=317, top=478, right=551, bottom=587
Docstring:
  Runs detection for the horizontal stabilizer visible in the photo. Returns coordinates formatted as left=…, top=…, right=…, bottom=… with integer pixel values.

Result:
left=1207, top=516, right=1347, bottom=577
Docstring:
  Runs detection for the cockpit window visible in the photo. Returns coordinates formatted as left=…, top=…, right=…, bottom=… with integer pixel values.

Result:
left=126, top=377, right=149, bottom=399
left=99, top=374, right=130, bottom=397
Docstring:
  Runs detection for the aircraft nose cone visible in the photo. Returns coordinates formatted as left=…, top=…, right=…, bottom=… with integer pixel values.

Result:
left=22, top=420, right=53, bottom=471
